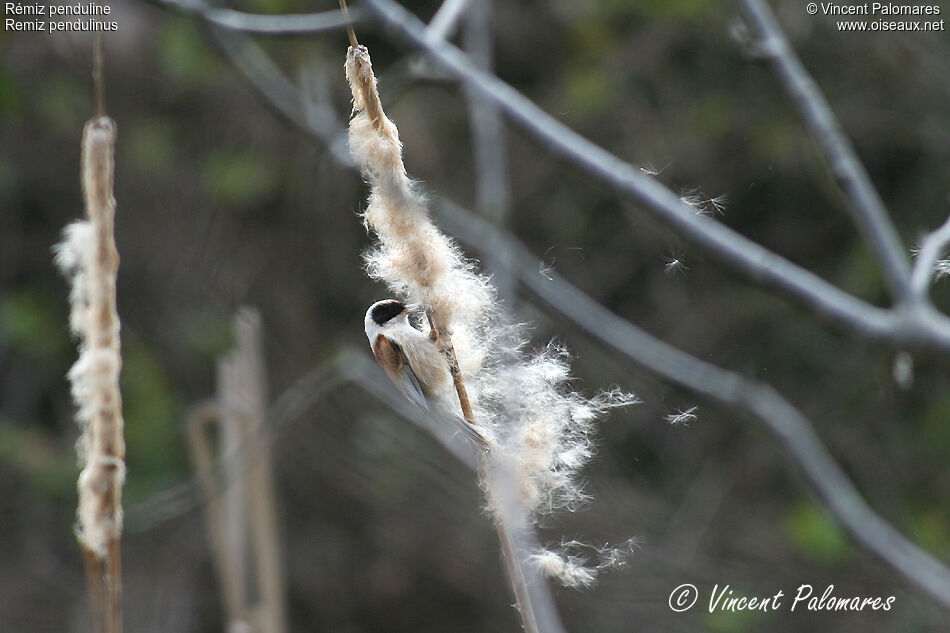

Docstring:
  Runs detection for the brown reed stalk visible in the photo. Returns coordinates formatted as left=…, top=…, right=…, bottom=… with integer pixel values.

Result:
left=56, top=114, right=125, bottom=633
left=344, top=39, right=483, bottom=433
left=343, top=32, right=550, bottom=633
left=337, top=0, right=360, bottom=48
left=425, top=309, right=479, bottom=427
left=187, top=309, right=285, bottom=633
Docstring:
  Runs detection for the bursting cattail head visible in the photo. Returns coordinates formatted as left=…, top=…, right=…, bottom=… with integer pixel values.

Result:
left=55, top=117, right=125, bottom=559
left=346, top=45, right=639, bottom=588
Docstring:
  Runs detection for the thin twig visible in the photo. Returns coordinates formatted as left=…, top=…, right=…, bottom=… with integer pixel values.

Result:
left=145, top=0, right=365, bottom=35
left=425, top=310, right=479, bottom=427
left=338, top=0, right=360, bottom=47
left=738, top=0, right=914, bottom=305
left=82, top=549, right=106, bottom=633
left=462, top=0, right=514, bottom=301
left=93, top=33, right=105, bottom=117
left=105, top=539, right=122, bottom=633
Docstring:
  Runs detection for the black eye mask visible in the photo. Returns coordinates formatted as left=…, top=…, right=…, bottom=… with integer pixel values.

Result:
left=371, top=300, right=405, bottom=325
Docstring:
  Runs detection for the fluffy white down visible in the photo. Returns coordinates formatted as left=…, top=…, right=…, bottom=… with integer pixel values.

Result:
left=346, top=45, right=640, bottom=588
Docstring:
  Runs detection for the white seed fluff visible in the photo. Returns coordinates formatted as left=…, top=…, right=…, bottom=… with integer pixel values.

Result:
left=54, top=118, right=125, bottom=560
left=346, top=46, right=639, bottom=564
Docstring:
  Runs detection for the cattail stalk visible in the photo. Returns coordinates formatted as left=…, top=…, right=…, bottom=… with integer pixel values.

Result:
left=344, top=14, right=637, bottom=625
left=56, top=116, right=124, bottom=633
left=345, top=42, right=489, bottom=431
left=345, top=39, right=550, bottom=632
left=187, top=309, right=286, bottom=633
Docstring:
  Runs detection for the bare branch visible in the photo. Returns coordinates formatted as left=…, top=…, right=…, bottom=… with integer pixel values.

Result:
left=163, top=0, right=950, bottom=352
left=145, top=0, right=365, bottom=35
left=738, top=0, right=914, bottom=304
left=427, top=0, right=471, bottom=41
left=208, top=27, right=354, bottom=166
left=433, top=199, right=950, bottom=611
left=136, top=0, right=950, bottom=608
left=189, top=2, right=950, bottom=358
left=360, top=0, right=950, bottom=351
left=462, top=0, right=514, bottom=300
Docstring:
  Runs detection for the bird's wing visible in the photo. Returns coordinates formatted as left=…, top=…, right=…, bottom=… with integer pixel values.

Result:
left=373, top=334, right=489, bottom=450
left=448, top=412, right=490, bottom=450
left=373, top=334, right=430, bottom=411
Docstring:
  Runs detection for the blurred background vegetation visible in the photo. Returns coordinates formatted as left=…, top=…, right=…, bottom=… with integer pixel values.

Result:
left=3, top=0, right=950, bottom=631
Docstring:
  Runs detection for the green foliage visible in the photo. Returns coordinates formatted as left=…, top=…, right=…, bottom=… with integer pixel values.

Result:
left=178, top=307, right=235, bottom=357
left=127, top=121, right=178, bottom=176
left=691, top=92, right=734, bottom=140
left=157, top=19, right=219, bottom=84
left=565, top=66, right=613, bottom=117
left=0, top=63, right=20, bottom=116
left=832, top=244, right=888, bottom=304
left=921, top=392, right=950, bottom=458
left=201, top=150, right=279, bottom=208
left=0, top=418, right=75, bottom=500
left=784, top=501, right=850, bottom=563
left=0, top=152, right=18, bottom=203
left=36, top=74, right=88, bottom=136
left=241, top=0, right=297, bottom=15
left=601, top=0, right=717, bottom=20
left=704, top=602, right=769, bottom=633
left=0, top=287, right=68, bottom=360
left=912, top=507, right=950, bottom=558
left=121, top=341, right=186, bottom=501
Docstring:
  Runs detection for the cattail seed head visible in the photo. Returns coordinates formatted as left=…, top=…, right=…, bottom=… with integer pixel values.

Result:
left=55, top=116, right=125, bottom=559
left=346, top=45, right=638, bottom=587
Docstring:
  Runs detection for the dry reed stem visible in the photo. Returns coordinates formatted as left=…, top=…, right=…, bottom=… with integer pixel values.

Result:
left=495, top=521, right=539, bottom=633
left=55, top=115, right=124, bottom=633
left=82, top=547, right=106, bottom=633
left=346, top=43, right=548, bottom=633
left=68, top=116, right=124, bottom=633
left=187, top=310, right=285, bottom=633
left=337, top=0, right=359, bottom=48
left=232, top=309, right=285, bottom=633
left=186, top=402, right=243, bottom=618
left=425, top=309, right=478, bottom=427
left=346, top=43, right=482, bottom=432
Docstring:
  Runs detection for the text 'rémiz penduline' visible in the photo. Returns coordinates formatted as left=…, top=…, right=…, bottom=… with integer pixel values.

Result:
left=5, top=2, right=117, bottom=32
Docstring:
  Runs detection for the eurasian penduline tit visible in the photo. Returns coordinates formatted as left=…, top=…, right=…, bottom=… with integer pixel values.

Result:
left=364, top=299, right=488, bottom=449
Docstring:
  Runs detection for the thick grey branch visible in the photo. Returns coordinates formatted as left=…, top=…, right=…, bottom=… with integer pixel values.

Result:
left=360, top=0, right=950, bottom=350
left=463, top=0, right=514, bottom=300
left=433, top=199, right=950, bottom=611
left=427, top=0, right=471, bottom=41
left=738, top=0, right=914, bottom=304
left=208, top=28, right=354, bottom=166
left=146, top=0, right=365, bottom=35
left=138, top=0, right=950, bottom=608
